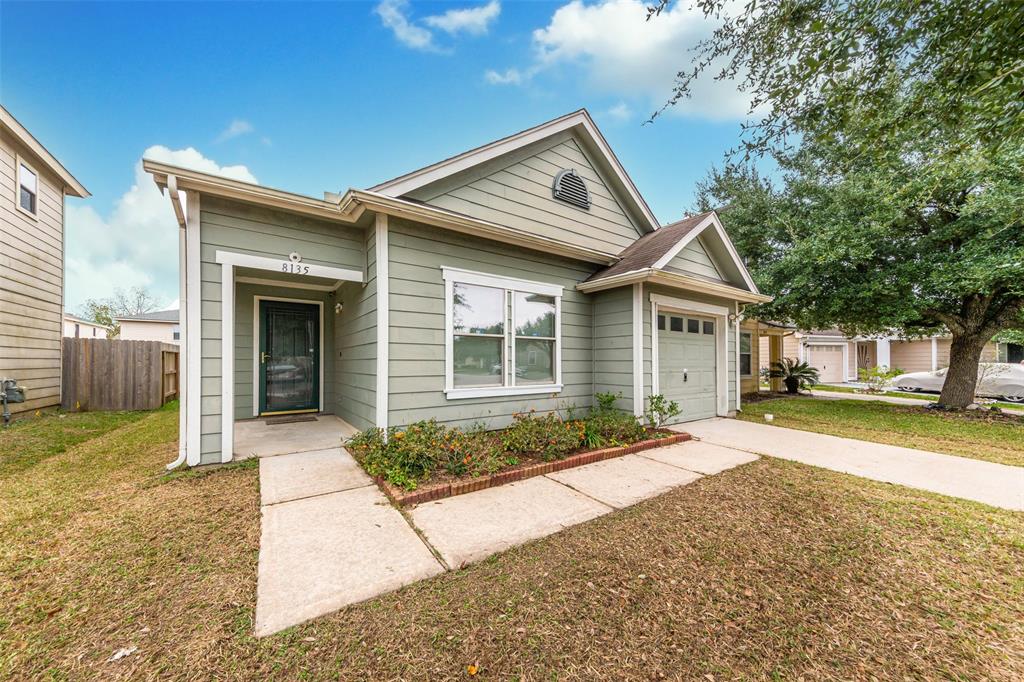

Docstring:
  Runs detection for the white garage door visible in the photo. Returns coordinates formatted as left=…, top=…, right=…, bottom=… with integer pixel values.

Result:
left=658, top=313, right=717, bottom=422
left=809, top=344, right=845, bottom=383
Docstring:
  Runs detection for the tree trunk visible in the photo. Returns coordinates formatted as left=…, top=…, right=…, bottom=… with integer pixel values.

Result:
left=937, top=332, right=989, bottom=408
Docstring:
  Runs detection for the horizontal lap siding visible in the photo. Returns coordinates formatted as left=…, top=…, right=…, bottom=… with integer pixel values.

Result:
left=411, top=131, right=643, bottom=256
left=663, top=237, right=725, bottom=282
left=0, top=130, right=65, bottom=415
left=198, top=196, right=366, bottom=463
left=387, top=219, right=595, bottom=430
left=333, top=228, right=376, bottom=430
left=592, top=287, right=635, bottom=412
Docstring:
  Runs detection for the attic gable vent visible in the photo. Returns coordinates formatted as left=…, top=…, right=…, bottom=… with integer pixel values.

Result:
left=552, top=169, right=591, bottom=210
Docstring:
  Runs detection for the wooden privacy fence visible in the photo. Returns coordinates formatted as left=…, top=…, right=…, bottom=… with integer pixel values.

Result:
left=62, top=338, right=179, bottom=411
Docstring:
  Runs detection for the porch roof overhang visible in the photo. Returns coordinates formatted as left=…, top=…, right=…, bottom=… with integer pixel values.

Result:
left=143, top=160, right=618, bottom=266
left=576, top=267, right=773, bottom=304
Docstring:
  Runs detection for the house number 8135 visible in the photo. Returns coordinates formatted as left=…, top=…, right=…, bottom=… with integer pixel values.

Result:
left=281, top=262, right=310, bottom=275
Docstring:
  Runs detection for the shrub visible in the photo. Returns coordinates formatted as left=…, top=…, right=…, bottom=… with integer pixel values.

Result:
left=585, top=392, right=646, bottom=446
left=645, top=394, right=680, bottom=429
left=347, top=421, right=449, bottom=489
left=501, top=411, right=584, bottom=461
left=858, top=365, right=902, bottom=393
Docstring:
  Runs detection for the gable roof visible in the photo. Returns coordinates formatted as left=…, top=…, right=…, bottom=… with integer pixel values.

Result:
left=1, top=105, right=89, bottom=198
left=63, top=312, right=111, bottom=328
left=585, top=211, right=712, bottom=281
left=586, top=210, right=760, bottom=294
left=368, top=109, right=660, bottom=233
left=116, top=309, right=179, bottom=323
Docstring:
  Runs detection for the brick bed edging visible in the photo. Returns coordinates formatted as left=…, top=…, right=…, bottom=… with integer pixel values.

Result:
left=367, top=432, right=693, bottom=508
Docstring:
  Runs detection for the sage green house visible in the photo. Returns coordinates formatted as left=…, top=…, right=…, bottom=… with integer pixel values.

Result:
left=145, top=110, right=770, bottom=466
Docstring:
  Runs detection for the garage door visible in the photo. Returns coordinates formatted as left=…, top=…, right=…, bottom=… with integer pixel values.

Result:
left=808, top=344, right=845, bottom=383
left=658, top=313, right=717, bottom=422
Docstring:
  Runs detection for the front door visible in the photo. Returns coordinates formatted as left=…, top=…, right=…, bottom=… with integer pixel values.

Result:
left=258, top=300, right=320, bottom=415
left=657, top=313, right=718, bottom=422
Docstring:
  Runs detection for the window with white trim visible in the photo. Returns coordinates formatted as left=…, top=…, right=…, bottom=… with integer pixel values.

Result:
left=740, top=332, right=753, bottom=376
left=444, top=267, right=562, bottom=399
left=17, top=158, right=38, bottom=216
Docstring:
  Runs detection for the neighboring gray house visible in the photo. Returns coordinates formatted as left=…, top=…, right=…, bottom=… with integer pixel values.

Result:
left=115, top=309, right=181, bottom=344
left=144, top=110, right=769, bottom=467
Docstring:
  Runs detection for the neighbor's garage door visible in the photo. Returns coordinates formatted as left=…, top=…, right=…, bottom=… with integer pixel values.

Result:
left=808, top=344, right=845, bottom=383
left=658, top=313, right=717, bottom=422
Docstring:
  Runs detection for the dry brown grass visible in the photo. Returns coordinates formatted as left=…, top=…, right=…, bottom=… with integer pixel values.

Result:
left=3, top=406, right=1023, bottom=680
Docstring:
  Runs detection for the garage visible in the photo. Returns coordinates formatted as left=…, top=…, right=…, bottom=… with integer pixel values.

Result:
left=807, top=344, right=845, bottom=383
left=657, top=313, right=718, bottom=422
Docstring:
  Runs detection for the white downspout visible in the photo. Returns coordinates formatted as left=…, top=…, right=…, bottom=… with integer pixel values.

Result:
left=166, top=175, right=187, bottom=470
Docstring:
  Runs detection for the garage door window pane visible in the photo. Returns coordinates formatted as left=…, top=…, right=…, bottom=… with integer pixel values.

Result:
left=454, top=336, right=503, bottom=387
left=687, top=319, right=700, bottom=334
left=657, top=315, right=665, bottom=331
left=670, top=317, right=683, bottom=332
left=515, top=338, right=554, bottom=385
left=703, top=320, right=714, bottom=335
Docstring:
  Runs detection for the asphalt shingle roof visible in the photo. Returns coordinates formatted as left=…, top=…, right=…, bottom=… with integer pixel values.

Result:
left=586, top=211, right=713, bottom=282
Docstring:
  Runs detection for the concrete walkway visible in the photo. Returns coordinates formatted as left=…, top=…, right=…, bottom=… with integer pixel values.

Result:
left=254, top=438, right=757, bottom=635
left=681, top=418, right=1024, bottom=511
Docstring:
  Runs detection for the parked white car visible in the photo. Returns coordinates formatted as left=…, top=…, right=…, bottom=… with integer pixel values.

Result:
left=893, top=363, right=1024, bottom=402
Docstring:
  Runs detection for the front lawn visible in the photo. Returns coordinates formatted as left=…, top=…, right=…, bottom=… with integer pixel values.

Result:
left=740, top=397, right=1024, bottom=467
left=3, top=404, right=1023, bottom=679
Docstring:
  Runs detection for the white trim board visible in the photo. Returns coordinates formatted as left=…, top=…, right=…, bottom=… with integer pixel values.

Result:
left=375, top=214, right=389, bottom=428
left=632, top=283, right=644, bottom=417
left=250, top=296, right=326, bottom=418
left=650, top=293, right=730, bottom=418
left=219, top=251, right=363, bottom=284
left=185, top=192, right=202, bottom=466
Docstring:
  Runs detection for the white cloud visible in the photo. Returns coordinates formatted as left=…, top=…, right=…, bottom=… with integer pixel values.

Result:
left=484, top=67, right=525, bottom=85
left=486, top=0, right=752, bottom=121
left=375, top=0, right=438, bottom=51
left=64, top=148, right=256, bottom=314
left=216, top=118, right=255, bottom=142
left=605, top=101, right=633, bottom=121
left=424, top=1, right=500, bottom=36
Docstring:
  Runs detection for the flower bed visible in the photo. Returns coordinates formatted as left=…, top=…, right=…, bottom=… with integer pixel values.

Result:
left=371, top=431, right=691, bottom=507
left=345, top=394, right=691, bottom=507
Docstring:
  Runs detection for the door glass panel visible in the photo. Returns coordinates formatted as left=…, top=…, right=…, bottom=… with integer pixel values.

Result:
left=265, top=305, right=317, bottom=412
left=687, top=319, right=700, bottom=334
left=657, top=315, right=665, bottom=330
left=703, top=320, right=715, bottom=335
left=515, top=338, right=554, bottom=385
left=670, top=317, right=683, bottom=332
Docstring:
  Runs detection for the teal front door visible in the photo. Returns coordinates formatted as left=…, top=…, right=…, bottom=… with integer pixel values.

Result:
left=258, top=300, right=320, bottom=415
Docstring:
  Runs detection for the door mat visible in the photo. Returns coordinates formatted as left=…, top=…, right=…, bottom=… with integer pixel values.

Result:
left=264, top=415, right=318, bottom=425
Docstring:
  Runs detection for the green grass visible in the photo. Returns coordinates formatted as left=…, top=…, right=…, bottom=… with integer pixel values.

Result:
left=0, top=406, right=156, bottom=477
left=812, top=383, right=1023, bottom=410
left=2, top=403, right=1023, bottom=679
left=740, top=397, right=1024, bottom=466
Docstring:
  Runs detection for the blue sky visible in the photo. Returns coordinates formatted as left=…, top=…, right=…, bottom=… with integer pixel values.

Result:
left=1, top=1, right=756, bottom=313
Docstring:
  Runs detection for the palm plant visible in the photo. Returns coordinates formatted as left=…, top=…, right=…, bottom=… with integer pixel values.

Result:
left=769, top=358, right=820, bottom=394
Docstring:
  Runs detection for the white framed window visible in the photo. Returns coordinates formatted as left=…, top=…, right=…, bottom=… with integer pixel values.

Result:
left=443, top=267, right=563, bottom=399
left=16, top=156, right=39, bottom=217
left=740, top=332, right=753, bottom=376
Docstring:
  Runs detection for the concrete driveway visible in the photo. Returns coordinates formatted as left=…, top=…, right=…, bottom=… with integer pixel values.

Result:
left=254, top=439, right=757, bottom=635
left=681, top=418, right=1024, bottom=511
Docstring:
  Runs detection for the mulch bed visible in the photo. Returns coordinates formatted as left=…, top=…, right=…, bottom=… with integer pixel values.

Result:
left=368, top=430, right=692, bottom=507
